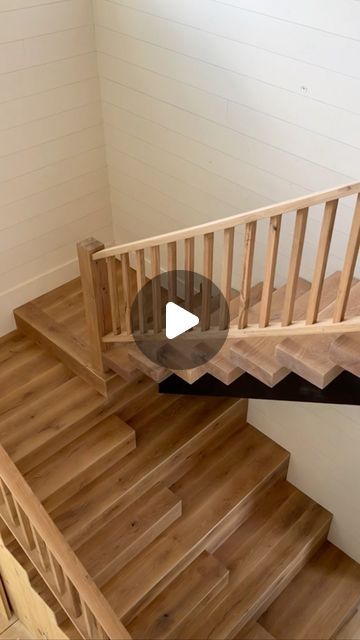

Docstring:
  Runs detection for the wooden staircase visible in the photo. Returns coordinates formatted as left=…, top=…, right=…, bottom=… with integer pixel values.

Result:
left=0, top=315, right=360, bottom=639
left=14, top=182, right=360, bottom=393
left=0, top=181, right=360, bottom=639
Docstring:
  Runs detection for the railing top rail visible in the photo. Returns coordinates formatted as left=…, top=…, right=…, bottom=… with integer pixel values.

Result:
left=0, top=445, right=130, bottom=640
left=92, top=182, right=360, bottom=260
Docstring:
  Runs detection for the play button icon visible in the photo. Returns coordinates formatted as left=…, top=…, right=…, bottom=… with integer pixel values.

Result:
left=165, top=302, right=199, bottom=340
left=131, top=269, right=229, bottom=372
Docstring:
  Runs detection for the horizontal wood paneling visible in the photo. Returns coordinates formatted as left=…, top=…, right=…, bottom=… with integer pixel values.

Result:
left=93, top=0, right=360, bottom=287
left=0, top=0, right=112, bottom=335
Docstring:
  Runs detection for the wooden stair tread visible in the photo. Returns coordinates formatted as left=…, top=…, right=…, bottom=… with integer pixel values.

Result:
left=259, top=541, right=360, bottom=640
left=231, top=278, right=311, bottom=387
left=24, top=415, right=135, bottom=503
left=76, top=484, right=181, bottom=586
left=129, top=551, right=229, bottom=640
left=330, top=332, right=360, bottom=377
left=276, top=276, right=360, bottom=388
left=178, top=480, right=332, bottom=639
left=50, top=396, right=245, bottom=547
left=101, top=424, right=289, bottom=621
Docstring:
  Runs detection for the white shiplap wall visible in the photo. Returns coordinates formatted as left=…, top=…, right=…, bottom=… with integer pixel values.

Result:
left=93, top=0, right=360, bottom=285
left=0, top=0, right=113, bottom=335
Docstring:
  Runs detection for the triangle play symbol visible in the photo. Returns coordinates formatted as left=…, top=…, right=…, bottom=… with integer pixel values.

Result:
left=165, top=302, right=199, bottom=340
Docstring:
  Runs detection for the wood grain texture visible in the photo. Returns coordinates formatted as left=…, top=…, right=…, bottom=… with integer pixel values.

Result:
left=276, top=275, right=360, bottom=388
left=329, top=333, right=360, bottom=377
left=179, top=481, right=332, bottom=639
left=129, top=551, right=229, bottom=639
left=231, top=278, right=310, bottom=387
left=260, top=541, right=360, bottom=640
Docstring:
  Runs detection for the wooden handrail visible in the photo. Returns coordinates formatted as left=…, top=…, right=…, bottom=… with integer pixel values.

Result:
left=78, top=182, right=360, bottom=369
left=92, top=182, right=360, bottom=260
left=0, top=445, right=130, bottom=640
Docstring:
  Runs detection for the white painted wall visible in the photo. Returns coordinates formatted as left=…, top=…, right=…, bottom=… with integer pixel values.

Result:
left=248, top=400, right=360, bottom=563
left=0, top=0, right=114, bottom=335
left=93, top=0, right=360, bottom=285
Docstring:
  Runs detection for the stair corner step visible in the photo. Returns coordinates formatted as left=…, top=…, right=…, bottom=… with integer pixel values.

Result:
left=128, top=551, right=229, bottom=640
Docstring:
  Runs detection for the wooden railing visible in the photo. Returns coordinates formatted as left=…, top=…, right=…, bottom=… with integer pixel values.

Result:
left=0, top=445, right=130, bottom=640
left=78, top=182, right=360, bottom=372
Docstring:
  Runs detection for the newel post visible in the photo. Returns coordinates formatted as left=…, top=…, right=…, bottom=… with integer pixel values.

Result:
left=77, top=238, right=112, bottom=373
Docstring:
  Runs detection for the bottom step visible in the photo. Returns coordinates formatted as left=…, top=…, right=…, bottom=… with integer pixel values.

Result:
left=259, top=541, right=360, bottom=640
left=177, top=480, right=331, bottom=639
left=129, top=551, right=229, bottom=640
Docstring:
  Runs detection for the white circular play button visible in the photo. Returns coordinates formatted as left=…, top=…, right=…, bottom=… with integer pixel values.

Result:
left=131, top=269, right=229, bottom=371
left=165, top=302, right=200, bottom=340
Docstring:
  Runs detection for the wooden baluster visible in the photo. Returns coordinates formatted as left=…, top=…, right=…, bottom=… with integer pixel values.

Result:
left=77, top=239, right=112, bottom=373
left=306, top=199, right=338, bottom=324
left=32, top=528, right=49, bottom=571
left=150, top=245, right=162, bottom=333
left=82, top=600, right=98, bottom=639
left=95, top=621, right=108, bottom=640
left=14, top=502, right=35, bottom=550
left=135, top=249, right=146, bottom=333
left=219, top=227, right=235, bottom=330
left=333, top=193, right=360, bottom=322
left=48, top=552, right=66, bottom=595
left=106, top=257, right=121, bottom=335
left=120, top=253, right=132, bottom=335
left=201, top=233, right=214, bottom=330
left=259, top=215, right=282, bottom=328
left=0, top=479, right=18, bottom=526
left=185, top=237, right=195, bottom=310
left=238, top=221, right=257, bottom=329
left=64, top=577, right=82, bottom=618
left=167, top=242, right=177, bottom=302
left=282, top=207, right=309, bottom=326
